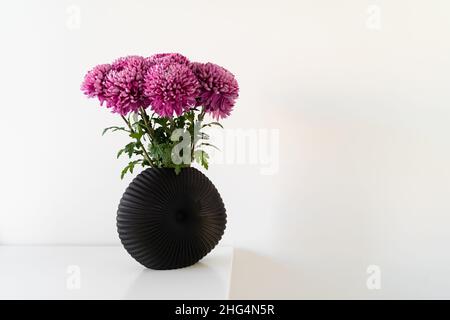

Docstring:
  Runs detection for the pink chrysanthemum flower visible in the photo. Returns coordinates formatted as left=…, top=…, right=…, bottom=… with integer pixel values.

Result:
left=146, top=53, right=190, bottom=67
left=144, top=62, right=199, bottom=118
left=103, top=56, right=150, bottom=116
left=81, top=64, right=111, bottom=104
left=191, top=62, right=239, bottom=119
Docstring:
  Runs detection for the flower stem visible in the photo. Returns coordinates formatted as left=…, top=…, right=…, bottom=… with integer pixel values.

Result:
left=139, top=107, right=154, bottom=140
left=198, top=108, right=206, bottom=122
left=190, top=108, right=206, bottom=162
left=121, top=115, right=153, bottom=167
left=169, top=117, right=176, bottom=131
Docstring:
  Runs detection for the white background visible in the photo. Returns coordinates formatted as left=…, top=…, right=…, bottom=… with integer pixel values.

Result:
left=1, top=0, right=450, bottom=298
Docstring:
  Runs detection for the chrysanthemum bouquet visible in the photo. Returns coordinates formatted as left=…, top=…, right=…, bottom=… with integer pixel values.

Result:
left=81, top=53, right=239, bottom=178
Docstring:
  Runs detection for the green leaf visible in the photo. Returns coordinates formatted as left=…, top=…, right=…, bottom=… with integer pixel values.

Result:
left=199, top=132, right=210, bottom=140
left=129, top=161, right=135, bottom=174
left=202, top=121, right=223, bottom=129
left=102, top=126, right=127, bottom=136
left=152, top=117, right=169, bottom=127
left=120, top=160, right=142, bottom=179
left=174, top=165, right=182, bottom=175
left=186, top=111, right=195, bottom=123
left=149, top=142, right=176, bottom=167
left=117, top=148, right=125, bottom=159
left=133, top=121, right=147, bottom=134
left=194, top=150, right=209, bottom=170
left=129, top=132, right=143, bottom=140
left=149, top=143, right=163, bottom=159
left=124, top=142, right=136, bottom=158
left=120, top=166, right=128, bottom=180
left=199, top=142, right=220, bottom=151
left=175, top=114, right=186, bottom=128
left=201, top=153, right=209, bottom=170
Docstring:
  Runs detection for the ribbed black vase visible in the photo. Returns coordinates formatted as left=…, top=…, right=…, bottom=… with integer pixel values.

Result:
left=117, top=167, right=226, bottom=270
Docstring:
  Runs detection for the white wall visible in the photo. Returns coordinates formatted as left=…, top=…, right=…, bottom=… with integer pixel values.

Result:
left=1, top=0, right=450, bottom=298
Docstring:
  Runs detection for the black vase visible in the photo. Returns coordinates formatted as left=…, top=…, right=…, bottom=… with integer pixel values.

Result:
left=117, top=167, right=226, bottom=270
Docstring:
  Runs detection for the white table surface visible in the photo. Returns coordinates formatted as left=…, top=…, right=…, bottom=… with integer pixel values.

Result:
left=0, top=245, right=233, bottom=300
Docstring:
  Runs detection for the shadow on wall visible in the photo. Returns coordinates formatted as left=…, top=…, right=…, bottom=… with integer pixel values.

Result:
left=229, top=248, right=300, bottom=299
